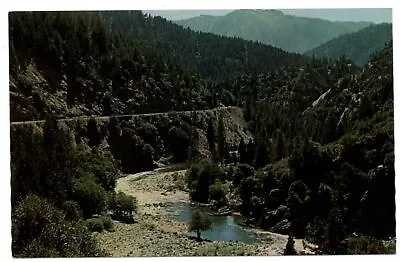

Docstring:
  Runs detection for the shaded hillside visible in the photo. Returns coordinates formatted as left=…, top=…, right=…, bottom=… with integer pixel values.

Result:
left=304, top=23, right=392, bottom=66
left=175, top=9, right=372, bottom=53
left=226, top=42, right=392, bottom=155
left=228, top=55, right=360, bottom=150
left=9, top=12, right=215, bottom=121
left=184, top=42, right=394, bottom=254
left=96, top=11, right=307, bottom=80
left=302, top=41, right=393, bottom=143
left=9, top=11, right=307, bottom=122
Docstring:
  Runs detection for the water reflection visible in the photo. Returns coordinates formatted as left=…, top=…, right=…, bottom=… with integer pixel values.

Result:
left=165, top=201, right=260, bottom=243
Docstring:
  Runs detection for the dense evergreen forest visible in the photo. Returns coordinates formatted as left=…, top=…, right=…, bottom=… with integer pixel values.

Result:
left=97, top=11, right=307, bottom=80
left=9, top=10, right=395, bottom=257
left=10, top=11, right=211, bottom=121
left=305, top=23, right=392, bottom=66
left=10, top=11, right=306, bottom=122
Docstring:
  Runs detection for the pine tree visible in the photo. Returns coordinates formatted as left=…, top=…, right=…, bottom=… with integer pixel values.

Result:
left=168, top=126, right=190, bottom=162
left=273, top=130, right=286, bottom=162
left=206, top=117, right=217, bottom=162
left=42, top=117, right=77, bottom=205
left=238, top=137, right=247, bottom=163
left=188, top=127, right=200, bottom=162
left=217, top=114, right=226, bottom=163
left=255, top=139, right=270, bottom=168
left=187, top=112, right=200, bottom=161
left=284, top=234, right=297, bottom=255
left=87, top=118, right=101, bottom=148
left=246, top=138, right=256, bottom=165
left=107, top=116, right=121, bottom=158
left=320, top=113, right=338, bottom=145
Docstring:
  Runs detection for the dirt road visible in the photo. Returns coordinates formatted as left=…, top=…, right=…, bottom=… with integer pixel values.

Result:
left=10, top=106, right=236, bottom=126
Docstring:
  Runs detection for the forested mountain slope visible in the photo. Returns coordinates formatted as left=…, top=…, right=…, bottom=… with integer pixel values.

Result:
left=304, top=23, right=392, bottom=66
left=9, top=12, right=211, bottom=121
left=194, top=42, right=394, bottom=254
left=9, top=10, right=394, bottom=257
left=175, top=10, right=372, bottom=53
left=97, top=11, right=307, bottom=80
left=9, top=11, right=306, bottom=122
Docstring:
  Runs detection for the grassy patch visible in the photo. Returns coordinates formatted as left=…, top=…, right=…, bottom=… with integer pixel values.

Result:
left=194, top=242, right=248, bottom=256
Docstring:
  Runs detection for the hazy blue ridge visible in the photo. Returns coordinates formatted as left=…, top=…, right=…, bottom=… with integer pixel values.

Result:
left=304, top=23, right=392, bottom=66
left=174, top=9, right=373, bottom=53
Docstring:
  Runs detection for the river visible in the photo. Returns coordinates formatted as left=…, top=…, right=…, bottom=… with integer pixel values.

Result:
left=107, top=166, right=313, bottom=256
left=165, top=201, right=262, bottom=243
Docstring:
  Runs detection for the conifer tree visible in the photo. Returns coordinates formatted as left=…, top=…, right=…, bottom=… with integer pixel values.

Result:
left=188, top=126, right=200, bottom=162
left=107, top=116, right=121, bottom=158
left=246, top=138, right=256, bottom=165
left=238, top=137, right=247, bottom=163
left=284, top=234, right=297, bottom=255
left=87, top=118, right=101, bottom=148
left=206, top=117, right=217, bottom=162
left=42, top=117, right=77, bottom=204
left=273, top=130, right=286, bottom=162
left=217, top=114, right=226, bottom=163
left=255, top=139, right=270, bottom=168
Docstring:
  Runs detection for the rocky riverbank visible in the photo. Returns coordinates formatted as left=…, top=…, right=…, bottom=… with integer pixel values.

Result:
left=95, top=167, right=315, bottom=256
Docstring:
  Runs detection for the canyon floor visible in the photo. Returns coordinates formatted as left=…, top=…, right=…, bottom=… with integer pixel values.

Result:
left=95, top=166, right=315, bottom=257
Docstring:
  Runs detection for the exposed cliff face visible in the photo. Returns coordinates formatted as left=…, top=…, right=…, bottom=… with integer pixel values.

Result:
left=302, top=42, right=393, bottom=143
left=10, top=63, right=94, bottom=121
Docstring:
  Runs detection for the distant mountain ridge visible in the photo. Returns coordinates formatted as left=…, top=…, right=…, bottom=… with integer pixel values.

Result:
left=175, top=9, right=373, bottom=53
left=304, top=23, right=392, bottom=66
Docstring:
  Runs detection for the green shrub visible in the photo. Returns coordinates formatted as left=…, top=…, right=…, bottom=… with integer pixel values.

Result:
left=85, top=218, right=104, bottom=232
left=194, top=243, right=247, bottom=256
left=111, top=191, right=137, bottom=222
left=75, top=148, right=119, bottom=191
left=72, top=174, right=107, bottom=218
left=232, top=169, right=244, bottom=187
left=61, top=200, right=82, bottom=221
left=12, top=194, right=103, bottom=257
left=186, top=159, right=213, bottom=203
left=105, top=191, right=116, bottom=210
left=189, top=209, right=212, bottom=240
left=100, top=216, right=114, bottom=232
left=209, top=181, right=228, bottom=204
left=346, top=235, right=394, bottom=254
left=142, top=143, right=155, bottom=170
left=193, top=245, right=217, bottom=256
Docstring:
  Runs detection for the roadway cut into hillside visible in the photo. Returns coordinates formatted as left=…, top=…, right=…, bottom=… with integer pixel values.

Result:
left=10, top=106, right=237, bottom=126
left=10, top=106, right=253, bottom=158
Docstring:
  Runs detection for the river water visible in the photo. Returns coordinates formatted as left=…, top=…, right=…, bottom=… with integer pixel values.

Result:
left=165, top=201, right=262, bottom=243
